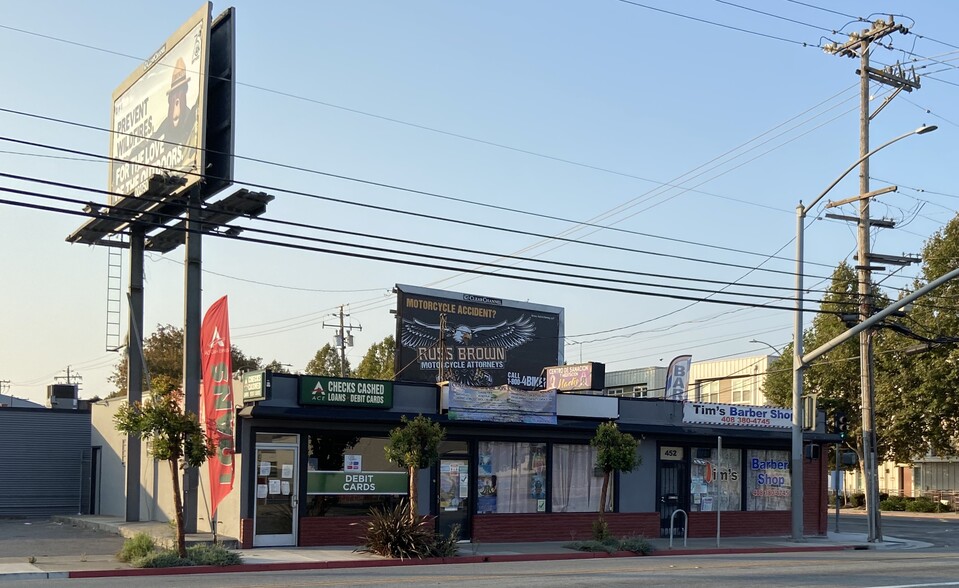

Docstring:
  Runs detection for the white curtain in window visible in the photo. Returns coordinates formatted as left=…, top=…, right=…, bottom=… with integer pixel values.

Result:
left=480, top=442, right=543, bottom=513
left=552, top=444, right=605, bottom=512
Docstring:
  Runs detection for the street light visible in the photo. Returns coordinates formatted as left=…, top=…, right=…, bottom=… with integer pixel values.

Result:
left=749, top=339, right=783, bottom=356
left=791, top=124, right=937, bottom=541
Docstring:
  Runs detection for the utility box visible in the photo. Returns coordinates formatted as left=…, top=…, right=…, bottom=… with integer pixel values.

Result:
left=47, top=384, right=78, bottom=409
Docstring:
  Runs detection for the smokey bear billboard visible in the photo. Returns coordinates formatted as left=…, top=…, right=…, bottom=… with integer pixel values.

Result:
left=394, top=284, right=564, bottom=389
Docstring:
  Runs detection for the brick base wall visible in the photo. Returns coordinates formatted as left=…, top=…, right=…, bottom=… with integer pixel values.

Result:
left=239, top=518, right=253, bottom=549
left=299, top=516, right=370, bottom=546
left=472, top=512, right=660, bottom=542
left=687, top=510, right=790, bottom=537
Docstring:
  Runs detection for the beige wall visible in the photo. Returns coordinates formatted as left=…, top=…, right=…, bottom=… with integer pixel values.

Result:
left=91, top=399, right=242, bottom=537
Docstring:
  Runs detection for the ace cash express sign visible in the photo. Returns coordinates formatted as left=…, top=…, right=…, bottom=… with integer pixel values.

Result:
left=298, top=376, right=393, bottom=409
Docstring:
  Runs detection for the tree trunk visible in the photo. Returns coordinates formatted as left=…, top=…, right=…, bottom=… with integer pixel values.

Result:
left=599, top=471, right=610, bottom=515
left=408, top=466, right=418, bottom=525
left=169, top=458, right=187, bottom=558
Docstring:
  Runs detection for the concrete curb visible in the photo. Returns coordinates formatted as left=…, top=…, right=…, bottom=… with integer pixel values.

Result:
left=64, top=543, right=859, bottom=579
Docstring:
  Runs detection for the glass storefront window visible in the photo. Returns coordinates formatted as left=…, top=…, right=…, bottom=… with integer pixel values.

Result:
left=746, top=449, right=791, bottom=510
left=552, top=444, right=606, bottom=512
left=690, top=448, right=742, bottom=511
left=304, top=434, right=405, bottom=517
left=477, top=441, right=547, bottom=513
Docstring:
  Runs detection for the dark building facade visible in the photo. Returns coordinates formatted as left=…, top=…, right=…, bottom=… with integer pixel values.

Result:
left=235, top=372, right=832, bottom=548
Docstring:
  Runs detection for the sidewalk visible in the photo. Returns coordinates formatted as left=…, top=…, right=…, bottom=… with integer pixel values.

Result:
left=0, top=514, right=932, bottom=582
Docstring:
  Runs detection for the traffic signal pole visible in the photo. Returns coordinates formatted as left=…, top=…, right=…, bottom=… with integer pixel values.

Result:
left=834, top=443, right=841, bottom=532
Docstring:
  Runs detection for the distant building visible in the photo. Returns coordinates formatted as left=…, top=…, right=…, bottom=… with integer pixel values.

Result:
left=0, top=394, right=43, bottom=409
left=605, top=354, right=779, bottom=405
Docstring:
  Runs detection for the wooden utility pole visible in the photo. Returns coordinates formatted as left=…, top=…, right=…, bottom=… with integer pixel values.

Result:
left=824, top=17, right=919, bottom=543
left=323, top=306, right=362, bottom=377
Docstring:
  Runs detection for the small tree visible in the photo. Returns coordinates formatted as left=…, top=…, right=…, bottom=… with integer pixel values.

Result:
left=305, top=343, right=351, bottom=377
left=591, top=421, right=639, bottom=515
left=384, top=415, right=445, bottom=524
left=355, top=335, right=396, bottom=380
left=114, top=374, right=214, bottom=558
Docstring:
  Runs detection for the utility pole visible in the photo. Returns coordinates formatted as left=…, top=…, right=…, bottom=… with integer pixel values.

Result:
left=323, top=305, right=362, bottom=377
left=55, top=367, right=83, bottom=389
left=438, top=313, right=448, bottom=382
left=824, top=16, right=918, bottom=543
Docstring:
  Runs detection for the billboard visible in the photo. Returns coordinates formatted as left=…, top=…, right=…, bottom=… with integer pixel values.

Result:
left=109, top=3, right=212, bottom=203
left=394, top=284, right=564, bottom=389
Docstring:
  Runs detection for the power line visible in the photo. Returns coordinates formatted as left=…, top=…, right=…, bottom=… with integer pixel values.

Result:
left=0, top=191, right=842, bottom=315
left=0, top=105, right=841, bottom=268
left=1, top=183, right=826, bottom=308
left=0, top=139, right=837, bottom=282
left=616, top=0, right=822, bottom=47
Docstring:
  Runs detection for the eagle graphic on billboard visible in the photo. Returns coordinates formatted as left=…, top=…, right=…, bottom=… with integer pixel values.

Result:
left=400, top=315, right=537, bottom=386
left=401, top=315, right=536, bottom=348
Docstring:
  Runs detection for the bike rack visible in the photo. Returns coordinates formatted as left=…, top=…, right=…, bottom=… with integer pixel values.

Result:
left=669, top=509, right=688, bottom=548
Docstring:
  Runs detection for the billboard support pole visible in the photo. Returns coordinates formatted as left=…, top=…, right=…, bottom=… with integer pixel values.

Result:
left=125, top=224, right=145, bottom=522
left=182, top=185, right=202, bottom=534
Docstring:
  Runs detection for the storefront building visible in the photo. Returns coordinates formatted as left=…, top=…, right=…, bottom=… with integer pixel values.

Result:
left=235, top=372, right=832, bottom=548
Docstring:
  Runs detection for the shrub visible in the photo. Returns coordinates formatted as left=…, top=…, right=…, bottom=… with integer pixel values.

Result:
left=361, top=501, right=458, bottom=559
left=429, top=524, right=461, bottom=558
left=619, top=535, right=653, bottom=555
left=186, top=543, right=242, bottom=566
left=879, top=496, right=907, bottom=511
left=118, top=532, right=157, bottom=562
left=132, top=550, right=194, bottom=568
left=848, top=493, right=866, bottom=508
left=565, top=535, right=654, bottom=555
left=592, top=518, right=611, bottom=541
left=905, top=496, right=951, bottom=513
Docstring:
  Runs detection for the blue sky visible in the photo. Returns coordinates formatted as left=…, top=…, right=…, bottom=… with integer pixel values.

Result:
left=1, top=1, right=955, bottom=404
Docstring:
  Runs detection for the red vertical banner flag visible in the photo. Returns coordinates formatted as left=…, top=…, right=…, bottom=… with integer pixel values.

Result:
left=201, top=295, right=235, bottom=517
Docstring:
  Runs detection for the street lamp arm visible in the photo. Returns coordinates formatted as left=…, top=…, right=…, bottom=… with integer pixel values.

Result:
left=748, top=339, right=783, bottom=355
left=801, top=125, right=937, bottom=216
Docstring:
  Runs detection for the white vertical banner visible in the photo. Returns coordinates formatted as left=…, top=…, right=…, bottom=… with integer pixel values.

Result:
left=665, top=355, right=692, bottom=400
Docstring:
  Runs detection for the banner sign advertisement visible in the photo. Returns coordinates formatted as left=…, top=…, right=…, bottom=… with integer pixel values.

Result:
left=200, top=294, right=235, bottom=516
left=299, top=376, right=393, bottom=408
left=394, top=284, right=564, bottom=389
left=665, top=355, right=692, bottom=400
left=306, top=471, right=408, bottom=495
left=109, top=2, right=211, bottom=202
left=683, top=402, right=792, bottom=429
left=445, top=382, right=557, bottom=425
left=545, top=362, right=605, bottom=392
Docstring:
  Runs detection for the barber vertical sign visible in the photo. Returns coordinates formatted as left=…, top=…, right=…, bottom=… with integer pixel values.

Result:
left=201, top=295, right=235, bottom=517
left=665, top=355, right=692, bottom=401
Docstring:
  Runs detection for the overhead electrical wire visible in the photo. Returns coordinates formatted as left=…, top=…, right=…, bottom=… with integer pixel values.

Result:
left=615, top=0, right=822, bottom=47
left=0, top=138, right=840, bottom=285
left=0, top=180, right=828, bottom=308
left=0, top=106, right=842, bottom=269
left=2, top=195, right=831, bottom=317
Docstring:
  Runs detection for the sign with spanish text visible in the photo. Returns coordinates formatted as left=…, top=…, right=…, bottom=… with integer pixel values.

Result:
left=299, top=376, right=393, bottom=408
left=683, top=402, right=792, bottom=429
left=545, top=362, right=605, bottom=392
left=200, top=295, right=234, bottom=517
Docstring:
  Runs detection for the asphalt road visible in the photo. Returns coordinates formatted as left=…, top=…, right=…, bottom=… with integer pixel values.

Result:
left=834, top=510, right=959, bottom=548
left=7, top=550, right=959, bottom=588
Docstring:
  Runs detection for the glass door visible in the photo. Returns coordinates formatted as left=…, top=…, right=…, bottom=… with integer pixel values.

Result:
left=437, top=442, right=469, bottom=541
left=254, top=442, right=299, bottom=547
